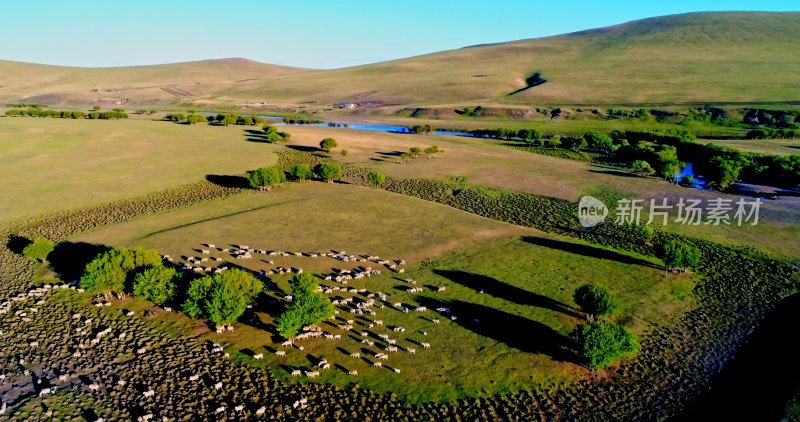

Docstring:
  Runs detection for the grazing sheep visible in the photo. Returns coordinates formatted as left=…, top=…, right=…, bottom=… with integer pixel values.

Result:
left=393, top=302, right=402, bottom=308
left=422, top=342, right=431, bottom=349
left=234, top=405, right=244, bottom=412
left=214, top=382, right=223, bottom=389
left=256, top=407, right=266, bottom=415
left=387, top=346, right=398, bottom=353
left=253, top=353, right=263, bottom=360
left=375, top=320, right=383, bottom=326
left=394, top=368, right=401, bottom=373
left=433, top=319, right=440, bottom=324
left=408, top=348, right=416, bottom=355
left=276, top=350, right=286, bottom=357
left=349, top=370, right=358, bottom=376
left=291, top=370, right=301, bottom=377
left=216, top=406, right=225, bottom=413
left=305, top=371, right=319, bottom=378
left=125, top=311, right=135, bottom=317
left=143, top=389, right=155, bottom=397
left=351, top=352, right=360, bottom=359
left=189, top=374, right=199, bottom=381
left=322, top=363, right=330, bottom=370
left=373, top=362, right=382, bottom=368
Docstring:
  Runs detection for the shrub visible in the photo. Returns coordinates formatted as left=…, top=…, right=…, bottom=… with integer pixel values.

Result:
left=80, top=248, right=162, bottom=297
left=367, top=170, right=385, bottom=188
left=186, top=114, right=205, bottom=125
left=545, top=136, right=561, bottom=148
left=571, top=321, right=639, bottom=369
left=22, top=238, right=54, bottom=262
left=248, top=166, right=286, bottom=189
left=574, top=283, right=617, bottom=316
left=314, top=162, right=342, bottom=182
left=132, top=265, right=178, bottom=305
left=630, top=160, right=655, bottom=176
left=584, top=131, right=613, bottom=150
left=341, top=149, right=349, bottom=157
left=262, top=125, right=290, bottom=142
left=409, top=147, right=422, bottom=156
left=182, top=268, right=263, bottom=326
left=424, top=145, right=440, bottom=155
left=320, top=138, right=338, bottom=151
left=288, top=163, right=313, bottom=181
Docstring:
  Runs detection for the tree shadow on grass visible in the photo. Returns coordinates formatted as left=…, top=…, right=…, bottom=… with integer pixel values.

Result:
left=6, top=235, right=31, bottom=254
left=205, top=174, right=250, bottom=189
left=48, top=241, right=110, bottom=283
left=286, top=145, right=321, bottom=153
left=588, top=169, right=639, bottom=178
left=420, top=298, right=577, bottom=363
left=433, top=270, right=582, bottom=318
left=522, top=236, right=658, bottom=269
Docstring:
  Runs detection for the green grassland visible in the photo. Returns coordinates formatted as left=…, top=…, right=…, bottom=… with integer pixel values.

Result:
left=703, top=137, right=800, bottom=156
left=1, top=12, right=799, bottom=108
left=0, top=117, right=276, bottom=222
left=71, top=181, right=694, bottom=401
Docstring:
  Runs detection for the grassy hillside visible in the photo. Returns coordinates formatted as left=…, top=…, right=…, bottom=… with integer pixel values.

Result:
left=1, top=12, right=799, bottom=107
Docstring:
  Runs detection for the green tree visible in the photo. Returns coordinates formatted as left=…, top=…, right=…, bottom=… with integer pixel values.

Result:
left=22, top=238, right=55, bottom=262
left=276, top=273, right=334, bottom=338
left=92, top=105, right=101, bottom=111
left=367, top=170, right=385, bottom=188
left=561, top=136, right=587, bottom=150
left=340, top=149, right=348, bottom=157
left=182, top=268, right=263, bottom=326
left=81, top=248, right=162, bottom=297
left=630, top=160, right=655, bottom=176
left=314, top=162, right=342, bottom=182
left=423, top=145, right=440, bottom=155
left=320, top=137, right=338, bottom=151
left=571, top=321, right=640, bottom=369
left=248, top=166, right=286, bottom=190
left=288, top=163, right=313, bottom=181
left=584, top=131, right=613, bottom=150
left=573, top=283, right=617, bottom=317
left=399, top=153, right=411, bottom=162
left=707, top=156, right=741, bottom=190
left=409, top=147, right=422, bottom=156
left=132, top=265, right=178, bottom=305
left=186, top=114, right=205, bottom=125
left=656, top=239, right=701, bottom=274
left=545, top=136, right=561, bottom=148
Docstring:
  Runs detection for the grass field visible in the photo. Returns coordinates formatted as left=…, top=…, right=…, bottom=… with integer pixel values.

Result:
left=70, top=181, right=694, bottom=401
left=0, top=117, right=276, bottom=222
left=703, top=137, right=800, bottom=156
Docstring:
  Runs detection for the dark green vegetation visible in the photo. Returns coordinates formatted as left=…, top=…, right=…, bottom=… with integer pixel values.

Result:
left=367, top=170, right=385, bottom=188
left=132, top=265, right=179, bottom=306
left=183, top=269, right=263, bottom=326
left=275, top=273, right=335, bottom=338
left=574, top=283, right=617, bottom=317
left=571, top=321, right=640, bottom=369
left=248, top=166, right=286, bottom=190
left=319, top=137, right=338, bottom=151
left=314, top=162, right=342, bottom=182
left=261, top=125, right=291, bottom=142
left=657, top=239, right=701, bottom=273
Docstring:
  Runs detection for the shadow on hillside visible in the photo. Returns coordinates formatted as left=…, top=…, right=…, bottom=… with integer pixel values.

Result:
left=419, top=298, right=576, bottom=362
left=522, top=236, right=657, bottom=269
left=588, top=169, right=639, bottom=178
left=48, top=241, right=110, bottom=283
left=433, top=270, right=582, bottom=318
left=205, top=174, right=250, bottom=189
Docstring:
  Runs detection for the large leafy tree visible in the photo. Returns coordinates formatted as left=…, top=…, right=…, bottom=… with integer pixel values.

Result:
left=367, top=170, right=385, bottom=188
left=275, top=273, right=334, bottom=338
left=571, top=321, right=640, bottom=369
left=182, top=268, right=263, bottom=326
left=574, top=283, right=617, bottom=317
left=22, top=238, right=55, bottom=262
left=80, top=248, right=162, bottom=297
left=248, top=166, right=286, bottom=190
left=289, top=164, right=313, bottom=181
left=656, top=240, right=701, bottom=274
left=132, top=265, right=179, bottom=305
left=314, top=162, right=342, bottom=182
left=319, top=137, right=338, bottom=151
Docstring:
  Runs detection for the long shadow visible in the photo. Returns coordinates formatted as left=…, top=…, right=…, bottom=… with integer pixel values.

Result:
left=433, top=270, right=582, bottom=318
left=205, top=174, right=250, bottom=189
left=421, top=298, right=576, bottom=362
left=588, top=169, right=639, bottom=178
left=286, top=145, right=321, bottom=152
left=48, top=242, right=110, bottom=282
left=377, top=151, right=405, bottom=157
left=522, top=236, right=657, bottom=268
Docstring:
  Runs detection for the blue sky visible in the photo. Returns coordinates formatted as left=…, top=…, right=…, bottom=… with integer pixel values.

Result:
left=0, top=1, right=796, bottom=68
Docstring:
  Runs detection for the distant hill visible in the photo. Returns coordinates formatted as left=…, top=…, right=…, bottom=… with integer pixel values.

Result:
left=1, top=12, right=799, bottom=107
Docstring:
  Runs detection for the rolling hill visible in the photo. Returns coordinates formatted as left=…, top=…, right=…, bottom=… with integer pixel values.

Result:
left=1, top=12, right=798, bottom=108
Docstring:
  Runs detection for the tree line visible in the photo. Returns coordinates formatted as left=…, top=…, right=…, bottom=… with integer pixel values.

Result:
left=5, top=108, right=128, bottom=119
left=164, top=113, right=267, bottom=126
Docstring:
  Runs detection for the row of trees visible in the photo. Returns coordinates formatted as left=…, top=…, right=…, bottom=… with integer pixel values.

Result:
left=398, top=145, right=441, bottom=163
left=79, top=246, right=263, bottom=326
left=283, top=115, right=323, bottom=125
left=275, top=273, right=334, bottom=338
left=746, top=127, right=799, bottom=139
left=262, top=125, right=291, bottom=142
left=248, top=162, right=344, bottom=190
left=409, top=124, right=436, bottom=134
left=5, top=108, right=128, bottom=119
